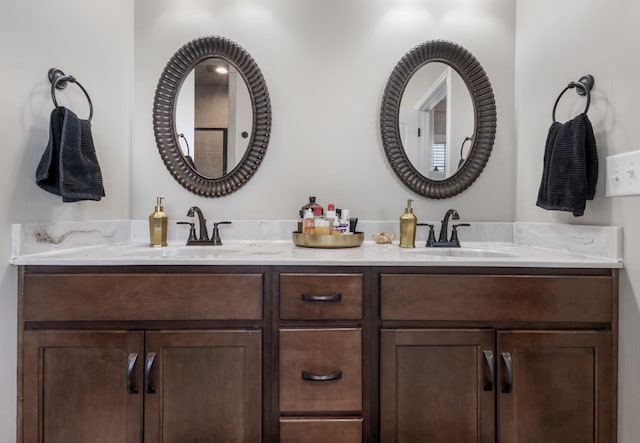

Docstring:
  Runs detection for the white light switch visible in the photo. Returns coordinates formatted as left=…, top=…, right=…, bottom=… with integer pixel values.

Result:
left=606, top=150, right=640, bottom=197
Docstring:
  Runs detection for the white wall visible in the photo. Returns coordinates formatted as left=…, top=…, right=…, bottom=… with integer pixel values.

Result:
left=133, top=0, right=516, bottom=224
left=0, top=1, right=134, bottom=440
left=515, top=0, right=640, bottom=440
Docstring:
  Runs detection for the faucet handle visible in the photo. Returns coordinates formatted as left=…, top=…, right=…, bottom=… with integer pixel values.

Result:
left=211, top=221, right=232, bottom=246
left=417, top=223, right=436, bottom=247
left=450, top=223, right=470, bottom=245
left=177, top=221, right=197, bottom=243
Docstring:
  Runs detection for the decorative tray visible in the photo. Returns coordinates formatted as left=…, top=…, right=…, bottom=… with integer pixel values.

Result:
left=292, top=232, right=364, bottom=249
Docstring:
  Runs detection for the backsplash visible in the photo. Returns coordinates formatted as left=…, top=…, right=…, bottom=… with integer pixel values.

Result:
left=514, top=222, right=622, bottom=260
left=11, top=220, right=132, bottom=256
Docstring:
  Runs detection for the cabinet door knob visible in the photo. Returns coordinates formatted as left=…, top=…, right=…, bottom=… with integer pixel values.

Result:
left=501, top=352, right=513, bottom=393
left=145, top=352, right=157, bottom=394
left=301, top=292, right=342, bottom=302
left=127, top=353, right=139, bottom=394
left=483, top=350, right=494, bottom=392
left=301, top=369, right=343, bottom=382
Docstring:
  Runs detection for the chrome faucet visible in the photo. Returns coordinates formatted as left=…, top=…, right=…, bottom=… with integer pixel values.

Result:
left=187, top=206, right=209, bottom=241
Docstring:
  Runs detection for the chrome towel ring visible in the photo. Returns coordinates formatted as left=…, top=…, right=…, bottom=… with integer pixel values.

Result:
left=552, top=74, right=594, bottom=123
left=47, top=68, right=94, bottom=121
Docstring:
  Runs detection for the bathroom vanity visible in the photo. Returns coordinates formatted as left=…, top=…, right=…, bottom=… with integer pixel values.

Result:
left=13, top=222, right=621, bottom=442
left=19, top=268, right=265, bottom=442
left=378, top=270, right=616, bottom=442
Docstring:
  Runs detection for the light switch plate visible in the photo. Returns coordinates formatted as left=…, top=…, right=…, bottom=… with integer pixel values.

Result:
left=605, top=150, right=640, bottom=197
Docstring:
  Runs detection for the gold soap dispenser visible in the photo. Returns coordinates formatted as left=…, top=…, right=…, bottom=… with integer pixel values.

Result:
left=399, top=199, right=417, bottom=248
left=149, top=196, right=168, bottom=247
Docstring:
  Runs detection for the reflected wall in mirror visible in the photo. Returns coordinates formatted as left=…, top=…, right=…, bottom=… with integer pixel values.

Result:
left=381, top=40, right=496, bottom=199
left=400, top=63, right=474, bottom=180
left=176, top=59, right=252, bottom=179
left=153, top=36, right=271, bottom=197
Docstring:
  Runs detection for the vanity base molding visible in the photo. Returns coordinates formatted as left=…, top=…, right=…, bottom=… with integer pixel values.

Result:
left=17, top=265, right=617, bottom=442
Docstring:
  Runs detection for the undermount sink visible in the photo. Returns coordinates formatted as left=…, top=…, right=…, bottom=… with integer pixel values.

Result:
left=111, top=242, right=286, bottom=259
left=411, top=247, right=517, bottom=259
left=114, top=246, right=241, bottom=258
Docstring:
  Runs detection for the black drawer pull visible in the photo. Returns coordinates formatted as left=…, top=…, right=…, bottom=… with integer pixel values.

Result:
left=301, top=370, right=343, bottom=382
left=301, top=292, right=342, bottom=303
left=127, top=353, right=138, bottom=394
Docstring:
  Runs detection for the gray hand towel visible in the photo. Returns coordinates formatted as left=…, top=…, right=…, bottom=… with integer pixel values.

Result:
left=536, top=113, right=598, bottom=217
left=36, top=106, right=105, bottom=202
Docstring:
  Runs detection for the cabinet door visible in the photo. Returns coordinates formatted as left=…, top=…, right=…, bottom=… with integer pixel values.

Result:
left=143, top=330, right=262, bottom=443
left=23, top=330, right=144, bottom=443
left=380, top=329, right=495, bottom=443
left=497, top=331, right=614, bottom=443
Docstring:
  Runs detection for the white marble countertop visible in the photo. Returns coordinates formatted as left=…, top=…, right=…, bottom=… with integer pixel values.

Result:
left=10, top=220, right=623, bottom=268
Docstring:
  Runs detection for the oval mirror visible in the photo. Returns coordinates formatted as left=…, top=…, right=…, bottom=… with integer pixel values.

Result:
left=381, top=40, right=496, bottom=198
left=153, top=36, right=271, bottom=197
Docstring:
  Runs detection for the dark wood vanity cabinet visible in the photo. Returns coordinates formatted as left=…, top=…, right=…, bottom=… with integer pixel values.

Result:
left=19, top=268, right=264, bottom=443
left=23, top=329, right=261, bottom=443
left=379, top=271, right=618, bottom=443
left=380, top=329, right=613, bottom=442
left=277, top=272, right=365, bottom=443
left=18, top=266, right=618, bottom=442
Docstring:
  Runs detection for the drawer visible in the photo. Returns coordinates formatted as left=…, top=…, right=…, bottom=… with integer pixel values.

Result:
left=280, top=274, right=362, bottom=320
left=23, top=273, right=263, bottom=321
left=280, top=417, right=362, bottom=443
left=380, top=274, right=613, bottom=323
left=279, top=328, right=362, bottom=412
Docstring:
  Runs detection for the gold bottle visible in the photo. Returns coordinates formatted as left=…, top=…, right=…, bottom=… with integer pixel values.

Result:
left=149, top=196, right=168, bottom=247
left=399, top=199, right=417, bottom=248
